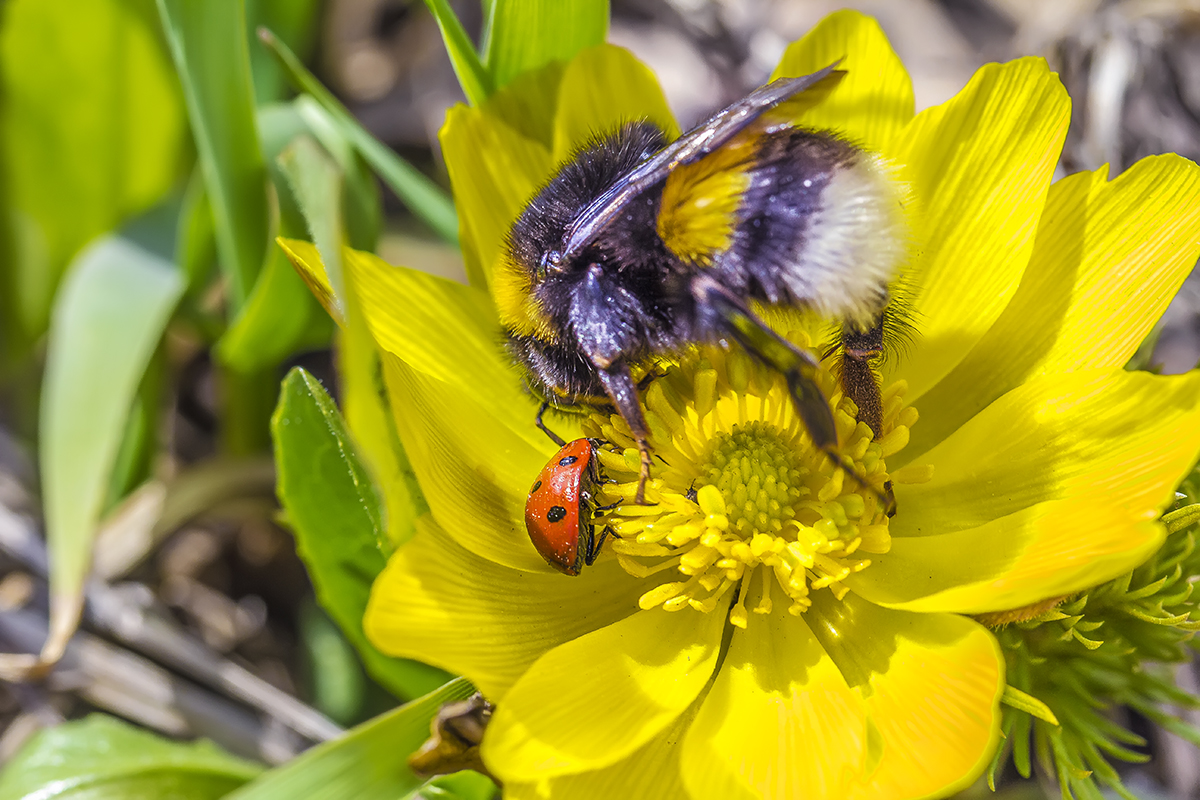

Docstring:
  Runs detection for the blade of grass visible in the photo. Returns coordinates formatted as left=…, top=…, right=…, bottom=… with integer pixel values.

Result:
left=420, top=0, right=493, bottom=105
left=175, top=167, right=218, bottom=296
left=483, top=0, right=609, bottom=89
left=226, top=678, right=476, bottom=800
left=245, top=0, right=320, bottom=103
left=293, top=95, right=382, bottom=252
left=256, top=28, right=459, bottom=245
left=158, top=0, right=268, bottom=311
left=36, top=237, right=183, bottom=669
left=216, top=104, right=329, bottom=373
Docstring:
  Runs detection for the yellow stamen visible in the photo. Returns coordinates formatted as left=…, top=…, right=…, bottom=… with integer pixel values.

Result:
left=585, top=336, right=922, bottom=625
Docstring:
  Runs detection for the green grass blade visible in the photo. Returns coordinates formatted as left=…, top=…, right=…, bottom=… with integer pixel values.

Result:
left=421, top=0, right=493, bottom=105
left=0, top=714, right=260, bottom=799
left=1, top=0, right=186, bottom=346
left=158, top=0, right=268, bottom=311
left=227, top=678, right=476, bottom=800
left=175, top=167, right=219, bottom=296
left=216, top=104, right=330, bottom=373
left=257, top=28, right=459, bottom=244
left=39, top=237, right=183, bottom=664
left=273, top=368, right=448, bottom=699
left=293, top=95, right=382, bottom=252
left=245, top=0, right=320, bottom=103
left=484, top=0, right=609, bottom=88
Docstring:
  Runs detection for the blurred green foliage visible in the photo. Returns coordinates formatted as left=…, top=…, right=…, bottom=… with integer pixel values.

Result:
left=0, top=0, right=582, bottom=796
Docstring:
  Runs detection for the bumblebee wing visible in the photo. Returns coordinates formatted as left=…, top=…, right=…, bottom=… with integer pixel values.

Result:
left=561, top=61, right=843, bottom=261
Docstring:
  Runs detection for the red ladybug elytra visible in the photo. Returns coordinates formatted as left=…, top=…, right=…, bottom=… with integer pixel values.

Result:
left=524, top=438, right=611, bottom=576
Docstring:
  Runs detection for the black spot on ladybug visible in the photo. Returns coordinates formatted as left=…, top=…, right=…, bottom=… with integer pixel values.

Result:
left=531, top=480, right=542, bottom=493
left=547, top=506, right=567, bottom=523
left=559, top=455, right=579, bottom=466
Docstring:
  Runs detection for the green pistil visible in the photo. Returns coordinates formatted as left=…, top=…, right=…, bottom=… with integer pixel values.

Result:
left=699, top=421, right=806, bottom=538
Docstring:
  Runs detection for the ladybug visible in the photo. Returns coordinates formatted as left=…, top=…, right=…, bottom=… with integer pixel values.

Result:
left=525, top=438, right=611, bottom=575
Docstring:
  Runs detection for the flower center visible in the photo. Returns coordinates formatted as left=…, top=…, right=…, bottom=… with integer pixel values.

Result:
left=583, top=331, right=923, bottom=627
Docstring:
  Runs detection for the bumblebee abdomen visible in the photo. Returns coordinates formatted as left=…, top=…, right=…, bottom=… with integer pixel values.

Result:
left=659, top=128, right=910, bottom=329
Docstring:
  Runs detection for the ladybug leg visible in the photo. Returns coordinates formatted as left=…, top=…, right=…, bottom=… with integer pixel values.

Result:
left=534, top=400, right=567, bottom=447
left=584, top=525, right=615, bottom=566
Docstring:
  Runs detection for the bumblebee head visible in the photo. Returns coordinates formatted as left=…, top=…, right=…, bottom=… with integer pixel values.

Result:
left=495, top=122, right=668, bottom=341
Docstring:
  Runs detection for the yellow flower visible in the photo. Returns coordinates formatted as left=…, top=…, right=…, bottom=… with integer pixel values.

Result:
left=286, top=10, right=1200, bottom=799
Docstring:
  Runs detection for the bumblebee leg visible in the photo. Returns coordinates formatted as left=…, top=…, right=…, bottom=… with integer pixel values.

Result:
left=695, top=275, right=895, bottom=515
left=596, top=363, right=654, bottom=504
left=534, top=400, right=567, bottom=447
left=841, top=313, right=896, bottom=517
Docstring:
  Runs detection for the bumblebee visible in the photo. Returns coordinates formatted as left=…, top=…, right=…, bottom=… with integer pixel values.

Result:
left=496, top=63, right=910, bottom=507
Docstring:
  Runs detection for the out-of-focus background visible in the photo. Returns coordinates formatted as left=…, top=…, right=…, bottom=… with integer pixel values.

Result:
left=1, top=1, right=1199, bottom=797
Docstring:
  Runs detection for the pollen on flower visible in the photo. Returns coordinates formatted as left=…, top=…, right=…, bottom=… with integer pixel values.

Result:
left=582, top=333, right=920, bottom=627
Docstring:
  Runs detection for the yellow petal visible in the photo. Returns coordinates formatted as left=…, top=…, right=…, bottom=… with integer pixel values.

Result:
left=440, top=103, right=552, bottom=289
left=383, top=355, right=580, bottom=572
left=889, top=58, right=1069, bottom=402
left=504, top=713, right=692, bottom=800
left=804, top=594, right=1003, bottom=800
left=552, top=44, right=678, bottom=164
left=342, top=245, right=546, bottom=445
left=364, top=516, right=649, bottom=700
left=681, top=591, right=866, bottom=800
left=847, top=494, right=1163, bottom=614
left=483, top=607, right=725, bottom=782
left=902, top=154, right=1200, bottom=459
left=771, top=9, right=914, bottom=152
left=480, top=60, right=564, bottom=150
left=278, top=238, right=337, bottom=320
left=895, top=369, right=1200, bottom=535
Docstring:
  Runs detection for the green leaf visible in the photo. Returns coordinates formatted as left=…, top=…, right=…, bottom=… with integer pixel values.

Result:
left=257, top=28, right=459, bottom=244
left=226, top=677, right=477, bottom=799
left=245, top=0, right=319, bottom=104
left=158, top=0, right=268, bottom=311
left=273, top=368, right=448, bottom=699
left=275, top=137, right=424, bottom=550
left=277, top=135, right=346, bottom=298
left=408, top=771, right=498, bottom=800
left=0, top=714, right=260, bottom=800
left=175, top=168, right=219, bottom=296
left=1164, top=503, right=1200, bottom=534
left=301, top=601, right=367, bottom=725
left=0, top=0, right=186, bottom=345
left=40, top=236, right=184, bottom=662
left=1001, top=684, right=1060, bottom=726
left=293, top=95, right=382, bottom=252
left=216, top=240, right=328, bottom=372
left=421, top=0, right=493, bottom=105
left=216, top=102, right=340, bottom=373
left=483, top=0, right=609, bottom=89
